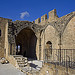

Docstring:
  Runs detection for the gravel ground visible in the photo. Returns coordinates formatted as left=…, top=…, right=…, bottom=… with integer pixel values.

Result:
left=0, top=63, right=26, bottom=75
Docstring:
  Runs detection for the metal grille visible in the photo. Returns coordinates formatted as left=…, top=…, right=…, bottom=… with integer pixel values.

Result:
left=44, top=49, right=75, bottom=69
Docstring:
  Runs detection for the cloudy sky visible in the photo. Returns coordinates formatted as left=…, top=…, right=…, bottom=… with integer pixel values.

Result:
left=0, top=0, right=75, bottom=22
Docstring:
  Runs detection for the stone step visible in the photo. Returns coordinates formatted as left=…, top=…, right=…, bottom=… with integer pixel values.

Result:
left=13, top=55, right=23, bottom=57
left=13, top=55, right=28, bottom=68
left=15, top=58, right=22, bottom=60
left=19, top=64, right=25, bottom=67
left=19, top=63, right=27, bottom=67
left=18, top=63, right=27, bottom=66
left=22, top=57, right=27, bottom=60
left=18, top=62, right=26, bottom=64
left=17, top=60, right=27, bottom=62
left=15, top=57, right=27, bottom=60
left=17, top=60, right=24, bottom=62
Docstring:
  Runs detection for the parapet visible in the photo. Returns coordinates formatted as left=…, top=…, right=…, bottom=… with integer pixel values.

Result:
left=34, top=9, right=58, bottom=25
left=41, top=14, right=47, bottom=23
left=35, top=18, right=40, bottom=24
left=48, top=9, right=58, bottom=21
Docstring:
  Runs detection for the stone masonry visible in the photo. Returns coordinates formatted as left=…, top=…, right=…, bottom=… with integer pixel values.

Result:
left=0, top=9, right=75, bottom=75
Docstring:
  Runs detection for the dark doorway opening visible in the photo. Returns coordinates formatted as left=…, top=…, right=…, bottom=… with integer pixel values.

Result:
left=16, top=28, right=37, bottom=60
left=45, top=41, right=52, bottom=61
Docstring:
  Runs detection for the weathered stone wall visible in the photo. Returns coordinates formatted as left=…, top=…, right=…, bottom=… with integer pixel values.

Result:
left=42, top=25, right=59, bottom=61
left=34, top=9, right=75, bottom=61
left=45, top=25, right=59, bottom=49
left=62, top=16, right=75, bottom=49
left=61, top=16, right=75, bottom=62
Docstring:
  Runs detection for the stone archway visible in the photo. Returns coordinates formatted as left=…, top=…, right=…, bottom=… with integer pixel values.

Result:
left=8, top=21, right=44, bottom=60
left=15, top=28, right=37, bottom=59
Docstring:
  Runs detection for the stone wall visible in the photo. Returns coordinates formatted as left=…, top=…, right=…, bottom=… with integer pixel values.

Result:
left=40, top=25, right=59, bottom=60
left=34, top=9, right=75, bottom=61
left=61, top=16, right=75, bottom=62
left=62, top=16, right=75, bottom=49
left=45, top=25, right=59, bottom=49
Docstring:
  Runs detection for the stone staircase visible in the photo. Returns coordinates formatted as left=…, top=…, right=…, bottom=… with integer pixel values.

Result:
left=11, top=55, right=43, bottom=75
left=13, top=55, right=28, bottom=68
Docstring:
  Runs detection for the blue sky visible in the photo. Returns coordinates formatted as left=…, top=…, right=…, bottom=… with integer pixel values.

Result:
left=0, top=0, right=75, bottom=22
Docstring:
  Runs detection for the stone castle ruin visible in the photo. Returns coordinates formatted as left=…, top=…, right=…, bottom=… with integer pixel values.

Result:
left=0, top=9, right=75, bottom=75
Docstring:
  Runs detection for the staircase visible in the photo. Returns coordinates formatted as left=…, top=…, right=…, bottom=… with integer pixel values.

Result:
left=10, top=55, right=43, bottom=74
left=13, top=55, right=28, bottom=68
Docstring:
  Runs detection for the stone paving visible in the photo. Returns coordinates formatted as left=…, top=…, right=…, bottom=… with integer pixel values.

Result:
left=0, top=58, right=43, bottom=75
left=0, top=63, right=26, bottom=75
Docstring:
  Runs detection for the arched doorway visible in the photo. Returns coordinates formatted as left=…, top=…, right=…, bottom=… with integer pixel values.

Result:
left=45, top=41, right=52, bottom=61
left=15, top=28, right=37, bottom=59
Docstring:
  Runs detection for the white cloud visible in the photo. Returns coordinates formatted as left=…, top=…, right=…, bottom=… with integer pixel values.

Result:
left=20, top=11, right=29, bottom=19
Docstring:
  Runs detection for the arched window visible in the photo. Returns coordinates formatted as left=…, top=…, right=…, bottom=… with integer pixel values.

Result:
left=16, top=45, right=21, bottom=55
left=46, top=41, right=52, bottom=44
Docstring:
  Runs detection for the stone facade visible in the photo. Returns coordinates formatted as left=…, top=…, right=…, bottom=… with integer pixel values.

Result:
left=0, top=9, right=75, bottom=65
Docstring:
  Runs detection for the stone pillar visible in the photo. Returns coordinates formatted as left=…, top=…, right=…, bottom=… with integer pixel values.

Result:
left=43, top=30, right=45, bottom=61
left=39, top=36, right=41, bottom=60
left=35, top=33, right=40, bottom=60
left=38, top=32, right=42, bottom=60
left=8, top=43, right=12, bottom=55
left=58, top=33, right=62, bottom=64
left=16, top=45, right=18, bottom=54
left=10, top=43, right=12, bottom=55
left=12, top=43, right=16, bottom=55
left=8, top=43, right=13, bottom=55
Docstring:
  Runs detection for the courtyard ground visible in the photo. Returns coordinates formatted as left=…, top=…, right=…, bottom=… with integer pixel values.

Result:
left=0, top=63, right=26, bottom=75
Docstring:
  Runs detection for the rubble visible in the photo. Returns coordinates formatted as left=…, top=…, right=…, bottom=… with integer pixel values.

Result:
left=0, top=58, right=9, bottom=64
